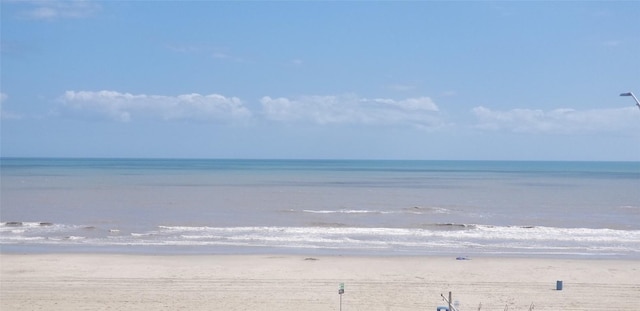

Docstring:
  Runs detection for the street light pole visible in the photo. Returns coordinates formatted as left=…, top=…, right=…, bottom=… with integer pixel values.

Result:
left=338, top=283, right=344, bottom=311
left=620, top=92, right=640, bottom=110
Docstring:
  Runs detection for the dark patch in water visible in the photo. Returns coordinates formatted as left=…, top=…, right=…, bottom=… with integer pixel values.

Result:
left=419, top=223, right=475, bottom=230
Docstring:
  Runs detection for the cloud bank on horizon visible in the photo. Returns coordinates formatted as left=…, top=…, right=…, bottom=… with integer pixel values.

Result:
left=60, top=91, right=251, bottom=123
left=54, top=90, right=639, bottom=135
left=1, top=1, right=639, bottom=160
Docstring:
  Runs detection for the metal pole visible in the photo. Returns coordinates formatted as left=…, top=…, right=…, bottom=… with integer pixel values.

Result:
left=620, top=92, right=640, bottom=110
left=338, top=283, right=344, bottom=311
left=631, top=93, right=640, bottom=110
left=441, top=293, right=460, bottom=311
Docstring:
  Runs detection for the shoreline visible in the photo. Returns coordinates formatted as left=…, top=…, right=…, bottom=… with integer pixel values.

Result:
left=2, top=253, right=638, bottom=310
left=1, top=247, right=638, bottom=260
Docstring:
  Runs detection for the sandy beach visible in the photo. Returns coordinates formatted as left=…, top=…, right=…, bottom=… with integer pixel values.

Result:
left=1, top=254, right=638, bottom=311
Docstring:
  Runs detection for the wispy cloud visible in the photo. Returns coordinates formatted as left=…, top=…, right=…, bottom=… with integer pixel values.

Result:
left=165, top=44, right=201, bottom=54
left=167, top=44, right=245, bottom=62
left=472, top=106, right=640, bottom=133
left=260, top=94, right=443, bottom=129
left=212, top=52, right=230, bottom=60
left=387, top=84, right=416, bottom=92
left=16, top=0, right=101, bottom=21
left=289, top=58, right=303, bottom=67
left=0, top=40, right=35, bottom=58
left=0, top=93, right=22, bottom=120
left=602, top=40, right=622, bottom=47
left=60, top=91, right=252, bottom=123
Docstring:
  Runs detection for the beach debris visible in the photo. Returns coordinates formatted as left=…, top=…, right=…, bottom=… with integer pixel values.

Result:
left=304, top=257, right=318, bottom=261
left=456, top=256, right=470, bottom=260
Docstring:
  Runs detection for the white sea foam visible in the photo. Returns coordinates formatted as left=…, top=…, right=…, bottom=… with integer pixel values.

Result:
left=3, top=223, right=638, bottom=257
left=403, top=206, right=452, bottom=214
left=65, top=236, right=85, bottom=240
left=1, top=222, right=639, bottom=257
left=302, top=209, right=386, bottom=214
left=149, top=225, right=640, bottom=256
left=0, top=236, right=46, bottom=242
left=0, top=222, right=83, bottom=235
left=0, top=222, right=46, bottom=232
left=131, top=232, right=155, bottom=237
left=298, top=207, right=453, bottom=215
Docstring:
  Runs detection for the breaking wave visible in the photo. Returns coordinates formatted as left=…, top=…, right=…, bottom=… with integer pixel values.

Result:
left=2, top=221, right=639, bottom=258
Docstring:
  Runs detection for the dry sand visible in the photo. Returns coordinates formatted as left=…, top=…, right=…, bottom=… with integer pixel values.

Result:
left=1, top=254, right=638, bottom=310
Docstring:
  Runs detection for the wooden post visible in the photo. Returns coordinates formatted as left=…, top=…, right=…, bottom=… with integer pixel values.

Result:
left=448, top=292, right=452, bottom=311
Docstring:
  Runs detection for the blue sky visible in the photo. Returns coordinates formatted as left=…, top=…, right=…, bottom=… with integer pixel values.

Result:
left=1, top=1, right=639, bottom=160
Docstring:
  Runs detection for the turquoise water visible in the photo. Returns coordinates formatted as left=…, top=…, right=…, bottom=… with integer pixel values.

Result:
left=1, top=158, right=639, bottom=257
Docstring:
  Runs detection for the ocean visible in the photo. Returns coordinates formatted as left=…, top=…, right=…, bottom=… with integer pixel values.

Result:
left=1, top=158, right=639, bottom=258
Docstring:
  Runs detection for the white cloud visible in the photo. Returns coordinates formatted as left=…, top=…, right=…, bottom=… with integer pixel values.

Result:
left=260, top=94, right=442, bottom=128
left=472, top=106, right=640, bottom=133
left=61, top=90, right=252, bottom=123
left=19, top=0, right=101, bottom=20
left=58, top=91, right=445, bottom=128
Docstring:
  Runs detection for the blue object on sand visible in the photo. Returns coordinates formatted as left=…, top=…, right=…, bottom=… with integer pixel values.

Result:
left=437, top=307, right=449, bottom=311
left=456, top=256, right=470, bottom=260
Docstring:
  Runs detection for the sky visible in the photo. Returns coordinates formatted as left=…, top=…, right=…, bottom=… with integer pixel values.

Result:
left=1, top=0, right=639, bottom=161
